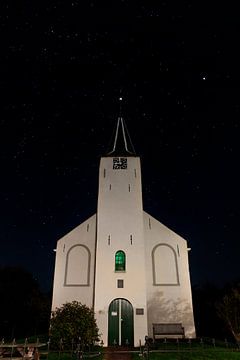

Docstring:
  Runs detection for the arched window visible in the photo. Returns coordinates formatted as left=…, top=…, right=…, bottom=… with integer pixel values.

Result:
left=115, top=250, right=126, bottom=271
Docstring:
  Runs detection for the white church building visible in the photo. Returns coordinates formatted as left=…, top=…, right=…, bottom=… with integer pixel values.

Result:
left=51, top=118, right=196, bottom=347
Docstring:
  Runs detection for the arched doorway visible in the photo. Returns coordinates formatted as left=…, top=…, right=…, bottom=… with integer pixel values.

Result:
left=108, top=298, right=134, bottom=346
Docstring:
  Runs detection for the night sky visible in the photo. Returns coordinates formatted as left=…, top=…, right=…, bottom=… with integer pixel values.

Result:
left=1, top=1, right=240, bottom=292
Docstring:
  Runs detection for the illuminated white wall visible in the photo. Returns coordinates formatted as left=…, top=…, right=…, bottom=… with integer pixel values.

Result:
left=144, top=212, right=196, bottom=338
left=51, top=155, right=196, bottom=345
left=94, top=157, right=148, bottom=347
left=51, top=215, right=96, bottom=311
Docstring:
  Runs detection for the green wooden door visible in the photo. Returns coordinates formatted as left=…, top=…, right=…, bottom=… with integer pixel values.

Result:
left=108, top=298, right=119, bottom=346
left=108, top=298, right=134, bottom=346
left=121, top=298, right=134, bottom=346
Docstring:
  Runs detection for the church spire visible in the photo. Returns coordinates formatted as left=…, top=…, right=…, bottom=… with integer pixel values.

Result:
left=107, top=117, right=136, bottom=156
left=107, top=97, right=136, bottom=156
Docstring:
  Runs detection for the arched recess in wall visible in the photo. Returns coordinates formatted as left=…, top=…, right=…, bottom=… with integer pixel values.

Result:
left=152, top=243, right=179, bottom=286
left=64, top=244, right=91, bottom=286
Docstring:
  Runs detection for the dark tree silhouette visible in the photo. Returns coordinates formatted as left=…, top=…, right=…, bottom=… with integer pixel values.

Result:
left=216, top=283, right=240, bottom=343
left=192, top=283, right=226, bottom=338
left=0, top=266, right=51, bottom=339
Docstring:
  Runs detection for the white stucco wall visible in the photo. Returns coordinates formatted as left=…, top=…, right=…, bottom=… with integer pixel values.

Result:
left=143, top=212, right=196, bottom=338
left=94, top=157, right=148, bottom=346
left=51, top=154, right=196, bottom=345
left=51, top=214, right=96, bottom=311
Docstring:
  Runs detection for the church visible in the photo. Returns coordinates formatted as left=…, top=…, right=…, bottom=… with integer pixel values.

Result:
left=51, top=118, right=196, bottom=347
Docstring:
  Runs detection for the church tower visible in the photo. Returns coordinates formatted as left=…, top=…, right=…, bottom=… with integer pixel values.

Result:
left=51, top=117, right=196, bottom=347
left=94, top=118, right=148, bottom=346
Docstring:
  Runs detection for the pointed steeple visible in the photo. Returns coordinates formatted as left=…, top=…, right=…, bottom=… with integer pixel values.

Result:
left=107, top=117, right=136, bottom=156
left=106, top=96, right=136, bottom=156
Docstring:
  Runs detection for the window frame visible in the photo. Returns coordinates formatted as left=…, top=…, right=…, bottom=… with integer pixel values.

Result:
left=115, top=250, right=126, bottom=272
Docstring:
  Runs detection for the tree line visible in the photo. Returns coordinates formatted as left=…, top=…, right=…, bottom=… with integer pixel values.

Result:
left=0, top=266, right=51, bottom=339
left=193, top=281, right=240, bottom=342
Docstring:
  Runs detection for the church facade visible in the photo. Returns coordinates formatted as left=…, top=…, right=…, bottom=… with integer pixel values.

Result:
left=51, top=118, right=196, bottom=347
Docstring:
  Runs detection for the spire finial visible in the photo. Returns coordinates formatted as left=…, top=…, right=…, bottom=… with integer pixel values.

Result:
left=119, top=92, right=123, bottom=117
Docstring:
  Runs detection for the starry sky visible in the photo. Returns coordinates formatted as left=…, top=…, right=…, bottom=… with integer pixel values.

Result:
left=1, top=1, right=240, bottom=292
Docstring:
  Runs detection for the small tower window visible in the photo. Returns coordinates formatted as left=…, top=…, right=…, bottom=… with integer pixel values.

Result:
left=117, top=279, right=124, bottom=288
left=148, top=218, right=151, bottom=229
left=177, top=245, right=180, bottom=256
left=115, top=250, right=126, bottom=271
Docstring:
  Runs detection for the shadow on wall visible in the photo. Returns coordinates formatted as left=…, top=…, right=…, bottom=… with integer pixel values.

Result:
left=147, top=291, right=195, bottom=338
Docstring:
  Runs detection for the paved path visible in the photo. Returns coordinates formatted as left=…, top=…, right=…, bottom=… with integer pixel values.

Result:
left=103, top=353, right=133, bottom=360
left=103, top=348, right=136, bottom=360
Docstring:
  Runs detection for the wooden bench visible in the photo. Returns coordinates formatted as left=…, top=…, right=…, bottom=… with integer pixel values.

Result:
left=153, top=323, right=185, bottom=340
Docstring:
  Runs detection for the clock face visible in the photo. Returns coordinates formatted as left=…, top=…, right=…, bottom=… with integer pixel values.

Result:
left=113, top=157, right=128, bottom=170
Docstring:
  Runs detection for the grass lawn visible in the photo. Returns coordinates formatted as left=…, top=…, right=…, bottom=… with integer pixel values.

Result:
left=9, top=338, right=239, bottom=360
left=133, top=350, right=240, bottom=360
left=46, top=348, right=240, bottom=360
